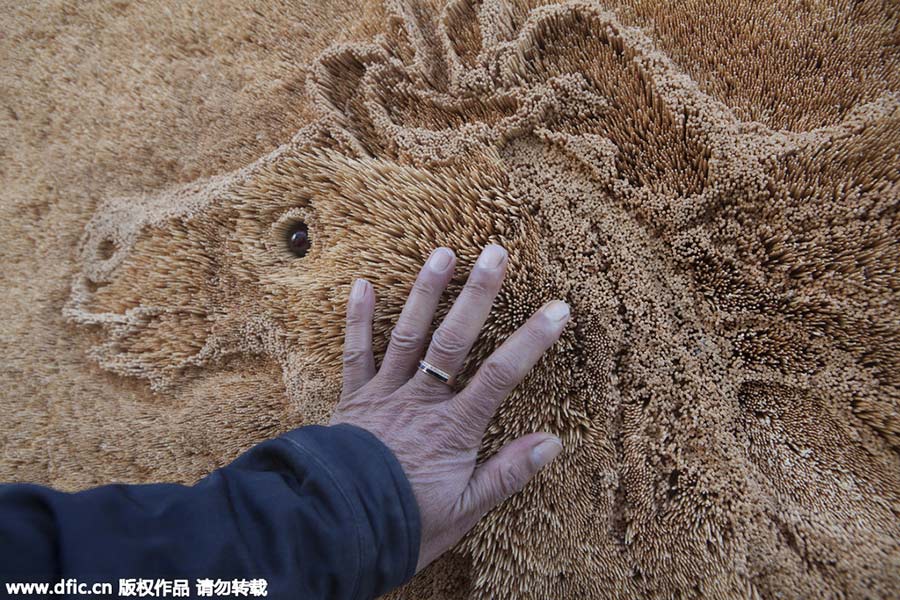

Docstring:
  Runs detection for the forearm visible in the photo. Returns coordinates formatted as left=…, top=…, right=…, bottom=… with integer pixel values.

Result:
left=0, top=424, right=420, bottom=600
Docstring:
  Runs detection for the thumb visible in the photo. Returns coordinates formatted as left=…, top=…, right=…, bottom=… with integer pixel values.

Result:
left=464, top=433, right=563, bottom=518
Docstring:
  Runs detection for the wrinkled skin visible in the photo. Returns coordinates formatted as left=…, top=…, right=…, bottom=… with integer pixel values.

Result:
left=331, top=246, right=567, bottom=571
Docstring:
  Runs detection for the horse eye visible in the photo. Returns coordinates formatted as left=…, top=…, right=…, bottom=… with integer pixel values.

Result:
left=287, top=222, right=311, bottom=257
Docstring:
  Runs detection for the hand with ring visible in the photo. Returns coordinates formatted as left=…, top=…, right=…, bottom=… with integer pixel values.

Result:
left=330, top=244, right=569, bottom=572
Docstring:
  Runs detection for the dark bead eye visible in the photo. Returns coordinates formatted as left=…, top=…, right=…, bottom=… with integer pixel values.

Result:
left=287, top=222, right=310, bottom=257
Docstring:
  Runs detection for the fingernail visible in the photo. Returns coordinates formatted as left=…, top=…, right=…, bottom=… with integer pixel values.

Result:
left=351, top=278, right=368, bottom=300
left=531, top=437, right=563, bottom=470
left=427, top=247, right=453, bottom=272
left=542, top=300, right=570, bottom=323
left=476, top=244, right=507, bottom=269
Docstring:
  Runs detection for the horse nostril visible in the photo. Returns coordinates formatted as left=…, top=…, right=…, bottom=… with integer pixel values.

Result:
left=287, top=222, right=311, bottom=257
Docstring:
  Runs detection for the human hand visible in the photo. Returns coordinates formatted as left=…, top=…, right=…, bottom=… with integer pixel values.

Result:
left=329, top=244, right=568, bottom=571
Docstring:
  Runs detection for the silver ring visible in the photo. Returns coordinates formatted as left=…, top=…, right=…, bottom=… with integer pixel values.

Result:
left=418, top=360, right=452, bottom=385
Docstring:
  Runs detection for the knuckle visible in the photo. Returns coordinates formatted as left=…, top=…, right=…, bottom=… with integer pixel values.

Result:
left=480, top=355, right=519, bottom=393
left=345, top=310, right=368, bottom=327
left=390, top=326, right=425, bottom=354
left=449, top=394, right=494, bottom=440
left=498, top=461, right=525, bottom=498
left=410, top=277, right=438, bottom=300
left=524, top=320, right=553, bottom=347
left=463, top=276, right=494, bottom=300
left=342, top=348, right=368, bottom=365
left=429, top=325, right=469, bottom=361
left=367, top=372, right=398, bottom=395
left=406, top=375, right=439, bottom=399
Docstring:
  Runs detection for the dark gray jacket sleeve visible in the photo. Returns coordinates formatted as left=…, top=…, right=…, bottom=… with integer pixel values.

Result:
left=0, top=424, right=421, bottom=599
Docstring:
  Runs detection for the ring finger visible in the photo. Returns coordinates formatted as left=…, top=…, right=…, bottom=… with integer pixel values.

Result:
left=413, top=244, right=508, bottom=390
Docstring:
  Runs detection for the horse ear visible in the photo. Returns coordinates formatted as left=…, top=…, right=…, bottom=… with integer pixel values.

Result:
left=65, top=187, right=225, bottom=391
left=497, top=4, right=712, bottom=198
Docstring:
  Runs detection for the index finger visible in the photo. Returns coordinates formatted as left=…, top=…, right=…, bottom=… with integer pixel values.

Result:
left=451, top=300, right=570, bottom=436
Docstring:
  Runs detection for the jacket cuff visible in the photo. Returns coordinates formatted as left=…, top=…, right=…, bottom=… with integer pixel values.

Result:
left=277, top=424, right=421, bottom=597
